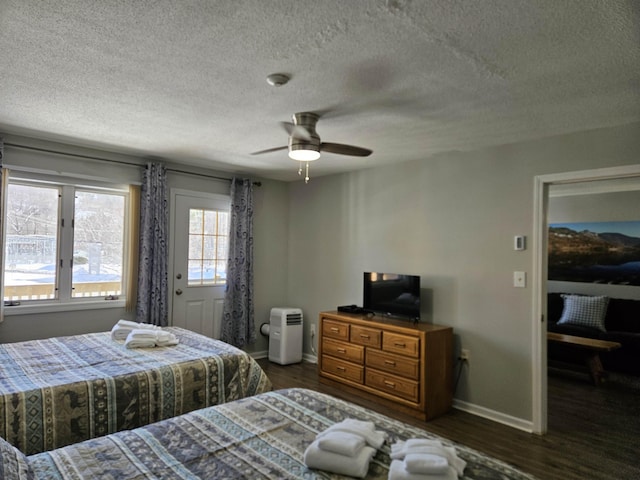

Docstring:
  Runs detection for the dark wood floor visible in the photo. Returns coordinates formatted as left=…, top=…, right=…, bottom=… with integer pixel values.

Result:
left=257, top=359, right=640, bottom=480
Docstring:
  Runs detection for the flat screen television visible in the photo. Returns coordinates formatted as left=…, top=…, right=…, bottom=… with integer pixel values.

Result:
left=363, top=272, right=420, bottom=321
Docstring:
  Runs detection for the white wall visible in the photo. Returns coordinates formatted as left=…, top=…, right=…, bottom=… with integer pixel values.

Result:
left=286, top=121, right=640, bottom=424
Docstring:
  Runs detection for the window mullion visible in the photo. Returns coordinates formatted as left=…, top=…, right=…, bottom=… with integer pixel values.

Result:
left=57, top=185, right=75, bottom=300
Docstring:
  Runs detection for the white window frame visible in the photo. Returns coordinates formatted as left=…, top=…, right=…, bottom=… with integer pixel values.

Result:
left=3, top=172, right=130, bottom=315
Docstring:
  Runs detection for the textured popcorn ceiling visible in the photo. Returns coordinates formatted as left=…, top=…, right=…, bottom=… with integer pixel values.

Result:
left=0, top=0, right=639, bottom=181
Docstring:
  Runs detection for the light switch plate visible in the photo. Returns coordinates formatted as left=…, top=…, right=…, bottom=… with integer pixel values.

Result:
left=513, top=271, right=526, bottom=287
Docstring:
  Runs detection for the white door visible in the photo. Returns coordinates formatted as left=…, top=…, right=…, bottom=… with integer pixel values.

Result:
left=171, top=192, right=230, bottom=338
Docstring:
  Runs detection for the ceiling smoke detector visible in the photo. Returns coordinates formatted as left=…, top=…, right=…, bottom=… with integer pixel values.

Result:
left=266, top=73, right=290, bottom=87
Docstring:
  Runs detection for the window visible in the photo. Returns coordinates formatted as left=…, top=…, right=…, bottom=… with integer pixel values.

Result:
left=3, top=177, right=129, bottom=306
left=188, top=207, right=229, bottom=286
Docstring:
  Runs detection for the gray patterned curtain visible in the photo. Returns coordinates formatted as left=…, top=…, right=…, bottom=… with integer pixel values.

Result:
left=136, top=162, right=168, bottom=326
left=221, top=178, right=255, bottom=347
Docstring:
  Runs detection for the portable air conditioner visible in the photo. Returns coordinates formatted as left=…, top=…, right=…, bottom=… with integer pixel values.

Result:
left=268, top=307, right=303, bottom=365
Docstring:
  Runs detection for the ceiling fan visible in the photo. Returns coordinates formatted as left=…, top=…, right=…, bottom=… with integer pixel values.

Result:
left=251, top=112, right=373, bottom=182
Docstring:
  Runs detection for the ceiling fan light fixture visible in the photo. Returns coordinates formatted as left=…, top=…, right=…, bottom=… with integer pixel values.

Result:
left=288, top=147, right=320, bottom=161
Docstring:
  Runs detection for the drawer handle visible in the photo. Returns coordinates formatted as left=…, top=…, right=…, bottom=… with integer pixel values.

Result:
left=384, top=360, right=396, bottom=366
left=360, top=334, right=370, bottom=339
left=394, top=342, right=406, bottom=348
left=384, top=381, right=396, bottom=389
left=336, top=366, right=346, bottom=372
left=330, top=327, right=340, bottom=332
left=336, top=348, right=346, bottom=353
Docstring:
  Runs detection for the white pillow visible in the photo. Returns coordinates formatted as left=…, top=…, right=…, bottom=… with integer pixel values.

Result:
left=558, top=294, right=609, bottom=332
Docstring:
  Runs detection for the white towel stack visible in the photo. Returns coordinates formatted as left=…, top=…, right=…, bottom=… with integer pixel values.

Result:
left=388, top=439, right=466, bottom=480
left=111, top=319, right=160, bottom=341
left=125, top=329, right=179, bottom=349
left=303, top=419, right=387, bottom=478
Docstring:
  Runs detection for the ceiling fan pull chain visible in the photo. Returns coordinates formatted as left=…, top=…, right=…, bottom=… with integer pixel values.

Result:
left=305, top=162, right=310, bottom=183
left=298, top=161, right=303, bottom=176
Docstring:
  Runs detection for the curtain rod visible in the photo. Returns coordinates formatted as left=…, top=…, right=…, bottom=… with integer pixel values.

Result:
left=3, top=142, right=261, bottom=186
left=164, top=167, right=261, bottom=186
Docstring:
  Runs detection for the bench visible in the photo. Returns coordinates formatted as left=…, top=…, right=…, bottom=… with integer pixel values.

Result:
left=547, top=332, right=622, bottom=385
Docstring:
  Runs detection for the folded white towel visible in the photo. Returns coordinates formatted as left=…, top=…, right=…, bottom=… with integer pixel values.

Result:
left=319, top=419, right=387, bottom=449
left=155, top=331, right=179, bottom=346
left=316, top=431, right=366, bottom=457
left=391, top=439, right=443, bottom=456
left=124, top=338, right=156, bottom=349
left=125, top=329, right=157, bottom=349
left=388, top=459, right=457, bottom=480
left=124, top=329, right=179, bottom=349
left=404, top=453, right=449, bottom=475
left=391, top=441, right=466, bottom=477
left=129, top=329, right=158, bottom=339
left=304, top=439, right=376, bottom=479
left=111, top=320, right=159, bottom=341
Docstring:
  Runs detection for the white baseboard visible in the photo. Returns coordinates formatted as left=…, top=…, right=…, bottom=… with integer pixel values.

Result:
left=249, top=350, right=317, bottom=365
left=302, top=353, right=317, bottom=364
left=452, top=398, right=533, bottom=433
left=250, top=351, right=531, bottom=432
left=250, top=350, right=268, bottom=360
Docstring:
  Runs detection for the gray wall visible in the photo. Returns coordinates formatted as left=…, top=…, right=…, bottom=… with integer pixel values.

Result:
left=2, top=121, right=639, bottom=426
left=286, top=121, right=640, bottom=423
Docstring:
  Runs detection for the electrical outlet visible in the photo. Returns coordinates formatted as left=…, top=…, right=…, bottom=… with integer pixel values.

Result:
left=460, top=349, right=470, bottom=361
left=310, top=324, right=316, bottom=338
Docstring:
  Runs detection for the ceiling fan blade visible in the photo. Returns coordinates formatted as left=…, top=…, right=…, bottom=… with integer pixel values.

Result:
left=280, top=122, right=311, bottom=141
left=320, top=142, right=372, bottom=157
left=251, top=145, right=288, bottom=155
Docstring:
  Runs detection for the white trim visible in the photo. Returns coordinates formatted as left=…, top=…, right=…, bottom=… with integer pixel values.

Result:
left=249, top=350, right=318, bottom=365
left=531, top=175, right=548, bottom=434
left=249, top=350, right=268, bottom=360
left=453, top=399, right=534, bottom=433
left=549, top=176, right=640, bottom=197
left=3, top=298, right=126, bottom=315
left=303, top=353, right=318, bottom=364
left=532, top=164, right=640, bottom=435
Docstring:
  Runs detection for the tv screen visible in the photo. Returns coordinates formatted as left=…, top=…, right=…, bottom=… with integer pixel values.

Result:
left=363, top=272, right=420, bottom=321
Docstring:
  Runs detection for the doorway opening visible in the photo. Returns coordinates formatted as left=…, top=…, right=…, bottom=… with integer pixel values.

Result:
left=532, top=164, right=640, bottom=434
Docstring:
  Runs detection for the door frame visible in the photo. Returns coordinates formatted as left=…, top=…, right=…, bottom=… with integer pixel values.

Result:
left=167, top=188, right=230, bottom=327
left=532, top=164, right=640, bottom=434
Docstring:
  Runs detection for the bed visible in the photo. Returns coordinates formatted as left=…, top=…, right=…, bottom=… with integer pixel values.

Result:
left=0, top=388, right=539, bottom=480
left=0, top=327, right=271, bottom=455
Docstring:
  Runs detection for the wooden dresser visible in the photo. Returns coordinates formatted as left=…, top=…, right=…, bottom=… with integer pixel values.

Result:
left=318, top=311, right=453, bottom=420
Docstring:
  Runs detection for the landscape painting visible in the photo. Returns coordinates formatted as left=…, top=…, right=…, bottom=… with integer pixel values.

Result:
left=548, top=221, right=640, bottom=286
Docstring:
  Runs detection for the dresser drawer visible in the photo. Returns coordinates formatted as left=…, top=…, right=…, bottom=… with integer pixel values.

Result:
left=351, top=325, right=382, bottom=348
left=323, top=338, right=364, bottom=364
left=322, top=319, right=349, bottom=341
left=366, top=368, right=419, bottom=403
left=322, top=355, right=364, bottom=384
left=383, top=332, right=419, bottom=358
left=366, top=349, right=419, bottom=380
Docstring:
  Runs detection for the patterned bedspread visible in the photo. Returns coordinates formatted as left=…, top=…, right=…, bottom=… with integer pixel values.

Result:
left=0, top=327, right=271, bottom=455
left=25, top=388, right=537, bottom=480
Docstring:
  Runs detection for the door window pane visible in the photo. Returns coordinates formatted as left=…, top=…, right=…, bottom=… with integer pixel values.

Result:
left=72, top=191, right=125, bottom=298
left=4, top=184, right=60, bottom=301
left=187, top=208, right=228, bottom=286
